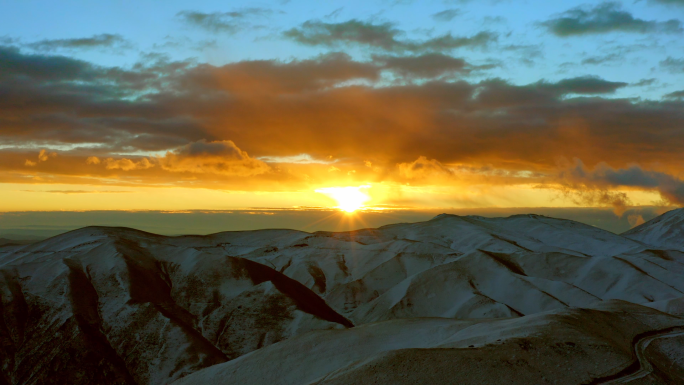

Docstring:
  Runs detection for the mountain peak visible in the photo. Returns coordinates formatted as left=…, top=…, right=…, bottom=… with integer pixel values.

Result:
left=622, top=207, right=684, bottom=249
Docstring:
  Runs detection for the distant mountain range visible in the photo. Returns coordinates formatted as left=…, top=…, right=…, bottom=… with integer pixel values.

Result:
left=1, top=209, right=684, bottom=384
left=0, top=238, right=40, bottom=247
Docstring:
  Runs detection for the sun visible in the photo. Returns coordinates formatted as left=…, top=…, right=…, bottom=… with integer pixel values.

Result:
left=315, top=185, right=371, bottom=213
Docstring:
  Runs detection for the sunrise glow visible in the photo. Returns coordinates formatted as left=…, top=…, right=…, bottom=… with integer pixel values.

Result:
left=1, top=0, right=683, bottom=234
left=315, top=185, right=371, bottom=213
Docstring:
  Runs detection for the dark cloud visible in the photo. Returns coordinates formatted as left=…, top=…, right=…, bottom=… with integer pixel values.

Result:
left=557, top=187, right=632, bottom=216
left=158, top=140, right=270, bottom=176
left=373, top=53, right=490, bottom=78
left=26, top=34, right=132, bottom=51
left=473, top=76, right=628, bottom=108
left=660, top=56, right=684, bottom=73
left=416, top=31, right=497, bottom=52
left=581, top=53, right=623, bottom=65
left=0, top=46, right=200, bottom=151
left=398, top=156, right=454, bottom=179
left=2, top=45, right=684, bottom=197
left=432, top=9, right=461, bottom=22
left=551, top=76, right=628, bottom=94
left=152, top=36, right=217, bottom=52
left=580, top=42, right=661, bottom=66
left=650, top=0, right=684, bottom=6
left=543, top=2, right=682, bottom=36
left=181, top=52, right=380, bottom=94
left=283, top=19, right=497, bottom=52
left=177, top=8, right=274, bottom=33
left=664, top=90, right=684, bottom=100
left=0, top=36, right=17, bottom=45
left=325, top=8, right=344, bottom=20
left=632, top=78, right=657, bottom=87
left=559, top=159, right=684, bottom=206
left=0, top=46, right=97, bottom=81
left=502, top=44, right=544, bottom=66
left=284, top=20, right=400, bottom=50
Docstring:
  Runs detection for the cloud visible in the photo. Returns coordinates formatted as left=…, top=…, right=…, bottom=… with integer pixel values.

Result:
left=557, top=188, right=632, bottom=216
left=183, top=52, right=380, bottom=95
left=282, top=19, right=401, bottom=50
left=542, top=2, right=682, bottom=36
left=432, top=9, right=461, bottom=22
left=152, top=36, right=217, bottom=52
left=581, top=53, right=623, bottom=65
left=398, top=156, right=454, bottom=179
left=0, top=45, right=97, bottom=82
left=373, top=53, right=490, bottom=78
left=86, top=156, right=101, bottom=165
left=38, top=149, right=56, bottom=162
left=21, top=190, right=132, bottom=194
left=632, top=78, right=657, bottom=87
left=649, top=0, right=684, bottom=6
left=558, top=159, right=684, bottom=206
left=38, top=150, right=49, bottom=162
left=472, top=76, right=628, bottom=108
left=664, top=90, right=684, bottom=100
left=105, top=157, right=154, bottom=171
left=660, top=57, right=684, bottom=73
left=158, top=140, right=270, bottom=176
left=2, top=44, right=684, bottom=199
left=24, top=160, right=36, bottom=167
left=26, top=34, right=132, bottom=51
left=258, top=154, right=336, bottom=164
left=283, top=19, right=496, bottom=52
left=628, top=214, right=645, bottom=228
left=177, top=8, right=273, bottom=33
left=550, top=76, right=628, bottom=94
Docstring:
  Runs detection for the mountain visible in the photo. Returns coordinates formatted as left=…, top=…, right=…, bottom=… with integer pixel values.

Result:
left=0, top=238, right=39, bottom=247
left=623, top=208, right=684, bottom=250
left=175, top=301, right=684, bottom=385
left=0, top=212, right=683, bottom=384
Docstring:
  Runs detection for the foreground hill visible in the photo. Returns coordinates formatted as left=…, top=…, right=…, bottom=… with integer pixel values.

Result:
left=0, top=209, right=683, bottom=384
left=175, top=301, right=684, bottom=385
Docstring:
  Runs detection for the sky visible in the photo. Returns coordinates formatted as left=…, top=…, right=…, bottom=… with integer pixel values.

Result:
left=1, top=0, right=684, bottom=235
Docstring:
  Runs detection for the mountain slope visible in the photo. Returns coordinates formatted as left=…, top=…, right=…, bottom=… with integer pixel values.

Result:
left=173, top=301, right=684, bottom=385
left=623, top=208, right=684, bottom=249
left=0, top=227, right=348, bottom=384
left=0, top=212, right=683, bottom=384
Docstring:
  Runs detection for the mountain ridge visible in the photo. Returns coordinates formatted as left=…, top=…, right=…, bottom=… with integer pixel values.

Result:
left=623, top=208, right=684, bottom=250
left=1, top=209, right=684, bottom=384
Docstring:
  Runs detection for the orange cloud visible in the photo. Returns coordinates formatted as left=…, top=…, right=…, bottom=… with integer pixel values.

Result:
left=398, top=156, right=454, bottom=179
left=628, top=214, right=646, bottom=228
left=105, top=157, right=154, bottom=171
left=158, top=140, right=270, bottom=176
left=2, top=46, right=684, bottom=211
left=38, top=149, right=56, bottom=162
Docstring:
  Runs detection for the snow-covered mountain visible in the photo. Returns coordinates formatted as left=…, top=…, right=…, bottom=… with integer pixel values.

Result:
left=175, top=301, right=684, bottom=385
left=623, top=208, right=684, bottom=250
left=1, top=210, right=683, bottom=384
